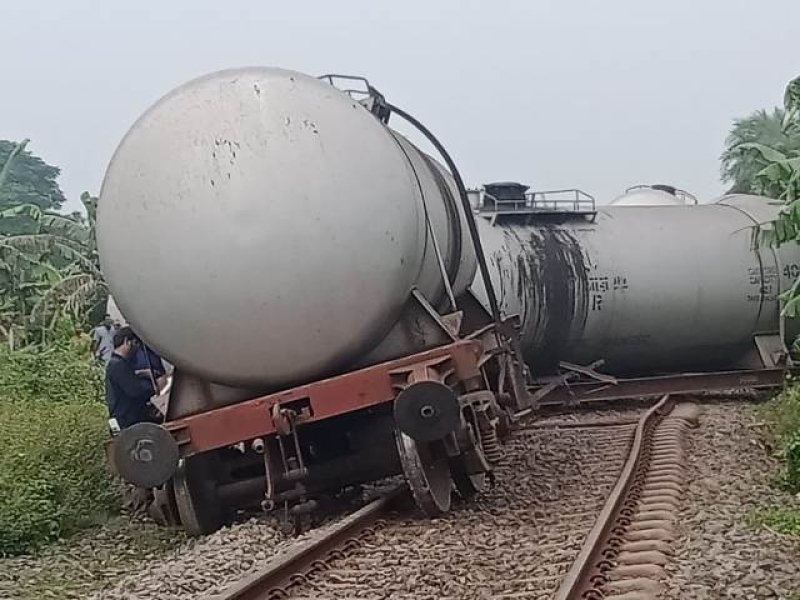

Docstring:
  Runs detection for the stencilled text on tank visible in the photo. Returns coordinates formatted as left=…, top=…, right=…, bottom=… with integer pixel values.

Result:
left=747, top=265, right=779, bottom=302
left=588, top=274, right=629, bottom=311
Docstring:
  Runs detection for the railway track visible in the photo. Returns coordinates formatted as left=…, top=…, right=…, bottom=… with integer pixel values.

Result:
left=204, top=396, right=700, bottom=600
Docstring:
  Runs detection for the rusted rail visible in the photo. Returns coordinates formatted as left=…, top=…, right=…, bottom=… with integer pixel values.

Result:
left=554, top=396, right=700, bottom=599
left=203, top=487, right=405, bottom=600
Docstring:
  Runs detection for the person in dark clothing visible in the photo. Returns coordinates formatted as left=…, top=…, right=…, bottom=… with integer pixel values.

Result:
left=105, top=326, right=165, bottom=428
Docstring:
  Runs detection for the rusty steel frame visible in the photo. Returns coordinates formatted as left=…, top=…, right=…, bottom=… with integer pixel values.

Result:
left=535, top=367, right=787, bottom=407
left=164, top=340, right=485, bottom=458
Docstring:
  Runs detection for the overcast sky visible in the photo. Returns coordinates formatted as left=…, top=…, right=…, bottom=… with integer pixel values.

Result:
left=2, top=1, right=798, bottom=212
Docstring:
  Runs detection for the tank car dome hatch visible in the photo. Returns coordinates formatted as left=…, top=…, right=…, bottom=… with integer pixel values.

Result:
left=480, top=182, right=530, bottom=211
left=610, top=184, right=697, bottom=206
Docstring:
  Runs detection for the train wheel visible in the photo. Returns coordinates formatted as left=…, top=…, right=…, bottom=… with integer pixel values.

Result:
left=147, top=481, right=180, bottom=527
left=173, top=456, right=223, bottom=536
left=450, top=457, right=486, bottom=499
left=395, top=431, right=452, bottom=516
left=450, top=411, right=488, bottom=499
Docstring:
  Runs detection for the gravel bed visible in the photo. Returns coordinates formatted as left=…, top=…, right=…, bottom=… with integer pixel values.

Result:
left=534, top=402, right=654, bottom=426
left=663, top=402, right=800, bottom=600
left=0, top=515, right=185, bottom=600
left=295, top=420, right=640, bottom=599
left=89, top=515, right=296, bottom=599
left=86, top=483, right=398, bottom=600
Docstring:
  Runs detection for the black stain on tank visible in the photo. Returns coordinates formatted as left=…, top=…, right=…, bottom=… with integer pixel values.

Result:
left=498, top=224, right=589, bottom=373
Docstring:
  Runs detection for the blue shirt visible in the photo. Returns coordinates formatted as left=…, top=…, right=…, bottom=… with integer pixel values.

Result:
left=132, top=345, right=166, bottom=377
left=105, top=353, right=156, bottom=428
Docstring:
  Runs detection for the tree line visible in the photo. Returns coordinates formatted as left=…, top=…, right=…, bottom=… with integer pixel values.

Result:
left=0, top=140, right=106, bottom=348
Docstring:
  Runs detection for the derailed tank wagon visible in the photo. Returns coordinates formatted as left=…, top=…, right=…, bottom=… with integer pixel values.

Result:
left=100, top=69, right=530, bottom=533
left=100, top=68, right=799, bottom=535
left=469, top=183, right=798, bottom=404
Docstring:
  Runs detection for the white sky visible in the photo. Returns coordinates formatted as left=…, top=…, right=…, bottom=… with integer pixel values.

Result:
left=2, top=0, right=798, bottom=211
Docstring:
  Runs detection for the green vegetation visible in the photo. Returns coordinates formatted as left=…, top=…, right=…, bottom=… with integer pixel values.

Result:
left=0, top=338, right=115, bottom=556
left=722, top=77, right=800, bottom=203
left=0, top=140, right=106, bottom=347
left=753, top=385, right=800, bottom=540
left=748, top=506, right=800, bottom=536
left=0, top=324, right=103, bottom=404
left=0, top=139, right=66, bottom=212
left=0, top=139, right=119, bottom=557
left=759, top=387, right=800, bottom=494
left=721, top=107, right=800, bottom=196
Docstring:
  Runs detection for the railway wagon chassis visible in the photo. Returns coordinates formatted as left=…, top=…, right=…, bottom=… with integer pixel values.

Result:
left=109, top=321, right=530, bottom=535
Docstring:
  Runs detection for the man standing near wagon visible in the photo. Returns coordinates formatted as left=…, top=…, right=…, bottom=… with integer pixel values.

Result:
left=105, top=326, right=166, bottom=429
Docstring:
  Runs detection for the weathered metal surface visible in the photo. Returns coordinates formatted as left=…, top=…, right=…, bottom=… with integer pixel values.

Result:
left=476, top=194, right=800, bottom=376
left=111, top=422, right=179, bottom=489
left=474, top=220, right=589, bottom=372
left=162, top=340, right=482, bottom=458
left=98, top=67, right=476, bottom=389
left=173, top=456, right=224, bottom=536
left=396, top=432, right=452, bottom=515
left=534, top=367, right=786, bottom=405
left=393, top=380, right=460, bottom=442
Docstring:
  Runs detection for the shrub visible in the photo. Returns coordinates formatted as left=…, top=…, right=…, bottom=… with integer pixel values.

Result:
left=0, top=337, right=104, bottom=404
left=777, top=430, right=800, bottom=492
left=760, top=385, right=800, bottom=493
left=0, top=341, right=117, bottom=556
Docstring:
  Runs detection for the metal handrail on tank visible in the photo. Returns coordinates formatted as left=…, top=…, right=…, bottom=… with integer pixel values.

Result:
left=625, top=184, right=698, bottom=205
left=527, top=188, right=596, bottom=212
left=318, top=74, right=392, bottom=123
left=473, top=187, right=596, bottom=215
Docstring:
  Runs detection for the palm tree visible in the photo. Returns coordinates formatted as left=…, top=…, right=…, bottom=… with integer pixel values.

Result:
left=720, top=108, right=800, bottom=195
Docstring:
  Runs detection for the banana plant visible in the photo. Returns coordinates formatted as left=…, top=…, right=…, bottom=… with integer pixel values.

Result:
left=743, top=76, right=800, bottom=316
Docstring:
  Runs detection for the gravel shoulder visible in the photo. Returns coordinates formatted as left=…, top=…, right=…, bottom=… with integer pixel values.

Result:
left=664, top=401, right=800, bottom=600
left=0, top=515, right=185, bottom=600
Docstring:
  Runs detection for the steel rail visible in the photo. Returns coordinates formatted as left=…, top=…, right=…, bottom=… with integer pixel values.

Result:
left=202, top=487, right=406, bottom=600
left=553, top=394, right=671, bottom=600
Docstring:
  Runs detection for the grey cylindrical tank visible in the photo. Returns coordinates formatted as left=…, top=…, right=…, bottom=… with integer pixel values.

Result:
left=97, top=67, right=476, bottom=388
left=474, top=194, right=800, bottom=374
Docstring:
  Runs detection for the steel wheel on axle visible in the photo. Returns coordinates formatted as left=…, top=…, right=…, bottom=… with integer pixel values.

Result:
left=449, top=410, right=489, bottom=499
left=147, top=480, right=180, bottom=526
left=395, top=431, right=453, bottom=516
left=173, top=455, right=224, bottom=536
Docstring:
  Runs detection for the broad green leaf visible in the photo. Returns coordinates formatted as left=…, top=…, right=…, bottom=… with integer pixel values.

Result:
left=737, top=142, right=790, bottom=164
left=0, top=204, right=43, bottom=223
